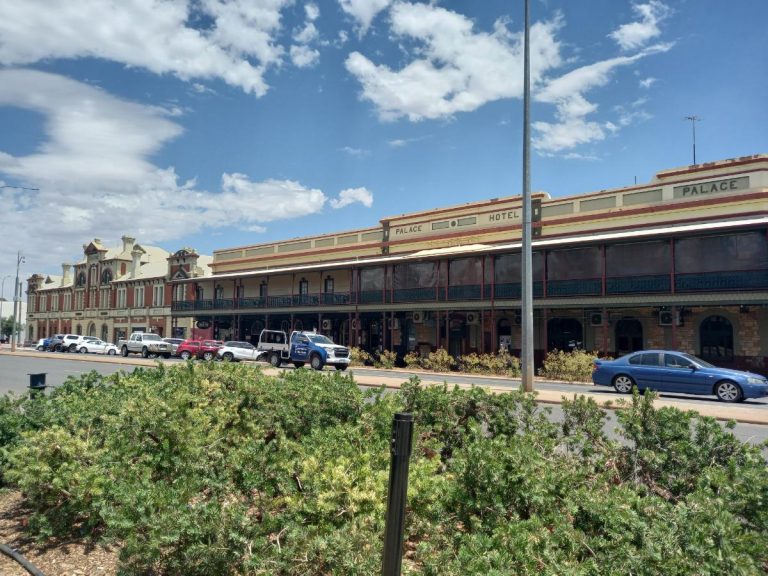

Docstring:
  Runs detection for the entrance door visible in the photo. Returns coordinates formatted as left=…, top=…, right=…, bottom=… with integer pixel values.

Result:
left=547, top=318, right=583, bottom=351
left=615, top=318, right=643, bottom=356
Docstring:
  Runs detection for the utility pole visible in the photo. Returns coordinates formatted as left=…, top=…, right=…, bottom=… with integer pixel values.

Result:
left=520, top=0, right=534, bottom=392
left=11, top=251, right=25, bottom=352
left=684, top=115, right=700, bottom=165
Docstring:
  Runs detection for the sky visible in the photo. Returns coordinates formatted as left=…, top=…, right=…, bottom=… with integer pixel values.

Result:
left=0, top=0, right=766, bottom=290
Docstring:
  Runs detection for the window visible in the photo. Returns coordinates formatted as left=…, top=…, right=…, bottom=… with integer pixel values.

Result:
left=174, top=284, right=185, bottom=302
left=153, top=285, right=164, bottom=306
left=298, top=278, right=309, bottom=295
left=135, top=286, right=145, bottom=307
left=640, top=353, right=661, bottom=366
left=664, top=353, right=693, bottom=369
left=259, top=282, right=268, bottom=297
left=606, top=241, right=670, bottom=276
left=100, top=288, right=110, bottom=308
left=215, top=285, right=224, bottom=300
left=392, top=262, right=437, bottom=289
left=324, top=276, right=334, bottom=293
left=116, top=287, right=127, bottom=309
left=700, top=315, right=734, bottom=360
left=675, top=232, right=768, bottom=273
left=51, top=294, right=59, bottom=312
left=101, top=269, right=113, bottom=285
left=39, top=295, right=47, bottom=312
left=63, top=293, right=72, bottom=311
left=76, top=272, right=86, bottom=287
left=76, top=292, right=84, bottom=310
left=547, top=247, right=601, bottom=280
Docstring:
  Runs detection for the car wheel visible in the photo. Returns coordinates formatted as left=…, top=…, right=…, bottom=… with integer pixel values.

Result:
left=612, top=374, right=635, bottom=394
left=715, top=381, right=742, bottom=403
left=79, top=347, right=88, bottom=354
left=36, top=345, right=43, bottom=351
left=269, top=353, right=281, bottom=368
left=203, top=351, right=214, bottom=361
left=108, top=349, right=116, bottom=356
left=310, top=354, right=324, bottom=371
left=141, top=347, right=149, bottom=358
left=68, top=344, right=77, bottom=353
left=223, top=352, right=234, bottom=362
left=335, top=364, right=348, bottom=371
left=180, top=351, right=191, bottom=360
left=292, top=361, right=304, bottom=368
left=163, top=353, right=170, bottom=359
left=121, top=346, right=129, bottom=357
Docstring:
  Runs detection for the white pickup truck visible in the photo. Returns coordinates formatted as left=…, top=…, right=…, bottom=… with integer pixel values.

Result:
left=117, top=332, right=172, bottom=358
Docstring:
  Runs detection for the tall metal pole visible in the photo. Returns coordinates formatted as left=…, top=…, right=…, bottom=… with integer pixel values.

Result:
left=381, top=412, right=414, bottom=576
left=11, top=252, right=24, bottom=352
left=685, top=115, right=700, bottom=165
left=521, top=0, right=534, bottom=392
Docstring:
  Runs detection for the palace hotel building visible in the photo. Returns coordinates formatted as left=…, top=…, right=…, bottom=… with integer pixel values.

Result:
left=27, top=154, right=768, bottom=372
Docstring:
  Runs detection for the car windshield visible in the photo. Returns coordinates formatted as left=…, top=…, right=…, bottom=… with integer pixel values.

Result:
left=307, top=334, right=333, bottom=345
left=142, top=334, right=163, bottom=341
left=680, top=353, right=715, bottom=368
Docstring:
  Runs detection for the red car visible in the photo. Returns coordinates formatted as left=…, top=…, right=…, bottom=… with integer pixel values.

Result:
left=176, top=339, right=223, bottom=361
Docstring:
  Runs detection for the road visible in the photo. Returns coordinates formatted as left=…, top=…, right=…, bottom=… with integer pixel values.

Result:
left=1, top=352, right=767, bottom=448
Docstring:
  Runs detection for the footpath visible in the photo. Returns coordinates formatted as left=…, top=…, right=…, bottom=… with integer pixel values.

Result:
left=2, top=347, right=768, bottom=425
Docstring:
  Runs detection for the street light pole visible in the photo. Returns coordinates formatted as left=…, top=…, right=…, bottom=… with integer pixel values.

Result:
left=1, top=275, right=11, bottom=342
left=11, top=252, right=25, bottom=352
left=520, top=0, right=534, bottom=392
left=684, top=115, right=700, bottom=165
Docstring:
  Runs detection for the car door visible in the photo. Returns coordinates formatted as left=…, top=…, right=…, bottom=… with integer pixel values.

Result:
left=89, top=340, right=106, bottom=353
left=662, top=353, right=711, bottom=395
left=240, top=343, right=258, bottom=361
left=291, top=334, right=310, bottom=361
left=627, top=352, right=666, bottom=390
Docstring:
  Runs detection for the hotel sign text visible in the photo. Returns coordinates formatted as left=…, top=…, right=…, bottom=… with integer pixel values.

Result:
left=673, top=176, right=749, bottom=199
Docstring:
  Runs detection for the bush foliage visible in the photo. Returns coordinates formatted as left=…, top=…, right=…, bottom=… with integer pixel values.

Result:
left=538, top=348, right=605, bottom=382
left=0, top=364, right=766, bottom=575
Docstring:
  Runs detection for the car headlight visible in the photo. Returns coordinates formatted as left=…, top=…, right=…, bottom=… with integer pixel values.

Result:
left=747, top=377, right=766, bottom=386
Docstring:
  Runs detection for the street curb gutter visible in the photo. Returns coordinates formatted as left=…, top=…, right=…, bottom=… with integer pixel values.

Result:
left=2, top=350, right=767, bottom=426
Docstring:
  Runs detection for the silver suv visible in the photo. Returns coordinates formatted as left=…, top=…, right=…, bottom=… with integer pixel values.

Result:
left=216, top=341, right=260, bottom=362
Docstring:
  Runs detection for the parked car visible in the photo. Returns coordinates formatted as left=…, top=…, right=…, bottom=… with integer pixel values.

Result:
left=592, top=350, right=768, bottom=402
left=163, top=338, right=184, bottom=355
left=60, top=334, right=91, bottom=353
left=176, top=339, right=223, bottom=361
left=77, top=339, right=119, bottom=355
left=35, top=338, right=49, bottom=351
left=217, top=341, right=260, bottom=362
left=47, top=334, right=66, bottom=352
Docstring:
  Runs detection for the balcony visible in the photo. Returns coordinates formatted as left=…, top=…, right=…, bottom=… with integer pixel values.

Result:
left=607, top=275, right=670, bottom=295
left=546, top=278, right=602, bottom=297
left=675, top=269, right=768, bottom=292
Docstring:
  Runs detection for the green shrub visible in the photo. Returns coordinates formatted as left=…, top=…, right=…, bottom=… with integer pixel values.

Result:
left=538, top=348, right=601, bottom=382
left=403, top=350, right=422, bottom=369
left=1, top=364, right=766, bottom=575
left=422, top=348, right=455, bottom=372
left=349, top=346, right=373, bottom=366
left=376, top=349, right=397, bottom=369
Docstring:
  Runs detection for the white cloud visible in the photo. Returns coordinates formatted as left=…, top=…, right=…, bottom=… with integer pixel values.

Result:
left=345, top=3, right=564, bottom=121
left=0, top=69, right=368, bottom=280
left=330, top=187, right=373, bottom=209
left=387, top=135, right=429, bottom=148
left=338, top=0, right=392, bottom=36
left=0, top=0, right=296, bottom=96
left=340, top=146, right=369, bottom=157
left=640, top=76, right=657, bottom=88
left=305, top=3, right=320, bottom=21
left=290, top=45, right=320, bottom=68
left=610, top=1, right=671, bottom=50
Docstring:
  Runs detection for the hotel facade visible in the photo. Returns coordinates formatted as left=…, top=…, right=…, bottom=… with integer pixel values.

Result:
left=27, top=154, right=768, bottom=373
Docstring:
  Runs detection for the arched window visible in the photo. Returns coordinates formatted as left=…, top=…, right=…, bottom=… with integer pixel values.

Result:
left=76, top=272, right=86, bottom=287
left=101, top=269, right=113, bottom=285
left=700, top=315, right=734, bottom=361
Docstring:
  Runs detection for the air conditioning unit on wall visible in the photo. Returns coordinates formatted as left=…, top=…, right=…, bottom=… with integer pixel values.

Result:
left=413, top=311, right=424, bottom=324
left=658, top=310, right=674, bottom=326
left=589, top=312, right=604, bottom=327
left=321, top=319, right=332, bottom=331
left=466, top=312, right=479, bottom=325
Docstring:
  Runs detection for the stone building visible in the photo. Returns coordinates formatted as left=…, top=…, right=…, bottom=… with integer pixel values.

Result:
left=26, top=237, right=211, bottom=344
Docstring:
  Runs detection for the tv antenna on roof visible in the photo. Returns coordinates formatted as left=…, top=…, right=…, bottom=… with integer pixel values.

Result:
left=684, top=115, right=701, bottom=165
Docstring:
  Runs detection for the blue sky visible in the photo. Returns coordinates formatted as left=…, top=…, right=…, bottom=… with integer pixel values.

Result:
left=0, top=0, right=766, bottom=286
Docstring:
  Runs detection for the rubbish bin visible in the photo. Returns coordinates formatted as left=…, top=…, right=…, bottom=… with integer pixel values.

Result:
left=28, top=373, right=47, bottom=391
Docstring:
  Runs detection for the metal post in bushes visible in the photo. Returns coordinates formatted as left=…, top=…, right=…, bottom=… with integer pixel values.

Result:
left=382, top=412, right=414, bottom=576
left=28, top=373, right=47, bottom=399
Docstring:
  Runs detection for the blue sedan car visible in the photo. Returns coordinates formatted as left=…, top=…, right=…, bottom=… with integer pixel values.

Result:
left=592, top=350, right=768, bottom=402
